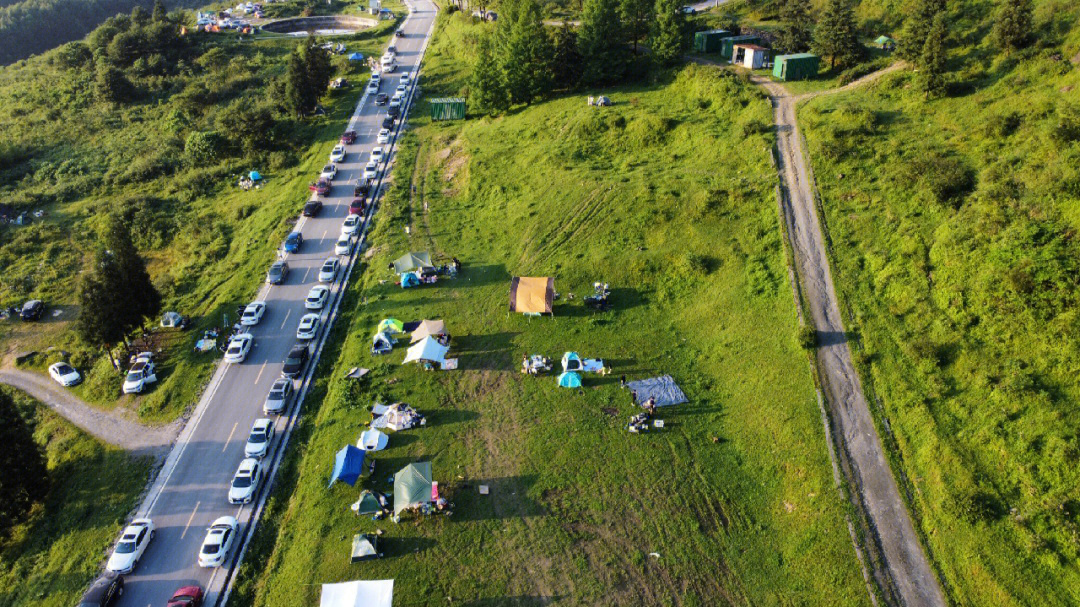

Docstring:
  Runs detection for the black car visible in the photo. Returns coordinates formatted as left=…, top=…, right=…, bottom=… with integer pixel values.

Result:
left=387, top=105, right=400, bottom=119
left=20, top=299, right=43, bottom=321
left=77, top=571, right=124, bottom=607
left=281, top=344, right=310, bottom=378
left=303, top=200, right=323, bottom=217
left=354, top=182, right=371, bottom=198
left=375, top=93, right=389, bottom=105
left=381, top=116, right=395, bottom=130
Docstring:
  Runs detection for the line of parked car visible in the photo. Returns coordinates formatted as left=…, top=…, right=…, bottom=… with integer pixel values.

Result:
left=79, top=36, right=420, bottom=607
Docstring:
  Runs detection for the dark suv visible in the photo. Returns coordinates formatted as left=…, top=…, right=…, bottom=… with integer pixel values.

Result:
left=77, top=571, right=124, bottom=607
left=375, top=93, right=389, bottom=105
left=282, top=344, right=310, bottom=378
left=303, top=200, right=323, bottom=217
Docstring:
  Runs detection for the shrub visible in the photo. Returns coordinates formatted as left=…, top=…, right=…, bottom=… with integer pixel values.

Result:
left=900, top=149, right=975, bottom=208
left=797, top=323, right=818, bottom=349
left=184, top=131, right=225, bottom=164
left=1053, top=101, right=1080, bottom=143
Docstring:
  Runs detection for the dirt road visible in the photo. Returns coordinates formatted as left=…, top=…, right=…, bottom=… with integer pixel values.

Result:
left=749, top=67, right=946, bottom=606
left=0, top=367, right=180, bottom=457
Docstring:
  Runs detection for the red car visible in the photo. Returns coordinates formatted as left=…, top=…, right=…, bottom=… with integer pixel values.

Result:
left=340, top=130, right=357, bottom=144
left=349, top=198, right=367, bottom=215
left=167, top=585, right=203, bottom=607
left=308, top=179, right=331, bottom=195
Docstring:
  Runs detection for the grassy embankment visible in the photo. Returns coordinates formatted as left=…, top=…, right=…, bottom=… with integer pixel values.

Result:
left=0, top=3, right=400, bottom=423
left=799, top=0, right=1080, bottom=604
left=231, top=13, right=871, bottom=606
left=0, top=388, right=152, bottom=607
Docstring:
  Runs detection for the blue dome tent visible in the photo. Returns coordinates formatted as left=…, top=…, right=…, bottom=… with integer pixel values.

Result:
left=348, top=52, right=365, bottom=61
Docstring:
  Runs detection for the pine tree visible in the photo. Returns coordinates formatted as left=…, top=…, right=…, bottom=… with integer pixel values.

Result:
left=551, top=22, right=583, bottom=88
left=303, top=41, right=333, bottom=109
left=501, top=0, right=553, bottom=104
left=920, top=12, right=947, bottom=98
left=131, top=5, right=149, bottom=25
left=649, top=0, right=685, bottom=67
left=470, top=34, right=508, bottom=113
left=95, top=61, right=132, bottom=103
left=76, top=248, right=126, bottom=346
left=812, top=0, right=862, bottom=70
left=282, top=48, right=309, bottom=117
left=778, top=0, right=813, bottom=54
left=898, top=0, right=945, bottom=62
left=104, top=214, right=161, bottom=323
left=620, top=0, right=654, bottom=53
left=994, top=0, right=1033, bottom=52
left=0, top=391, right=49, bottom=540
left=579, top=0, right=627, bottom=85
left=152, top=0, right=168, bottom=23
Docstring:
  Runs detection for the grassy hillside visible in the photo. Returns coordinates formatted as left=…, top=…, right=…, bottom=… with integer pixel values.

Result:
left=230, top=13, right=871, bottom=606
left=798, top=0, right=1080, bottom=604
left=0, top=387, right=152, bottom=606
left=0, top=6, right=399, bottom=421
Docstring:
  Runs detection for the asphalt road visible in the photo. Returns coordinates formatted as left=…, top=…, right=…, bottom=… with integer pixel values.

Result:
left=113, top=3, right=437, bottom=605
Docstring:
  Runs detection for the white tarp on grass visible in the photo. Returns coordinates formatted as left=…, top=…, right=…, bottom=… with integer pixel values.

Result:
left=319, top=579, right=393, bottom=607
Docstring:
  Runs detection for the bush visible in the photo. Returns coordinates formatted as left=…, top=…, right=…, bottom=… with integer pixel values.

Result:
left=899, top=149, right=975, bottom=208
left=798, top=323, right=817, bottom=349
left=184, top=131, right=225, bottom=164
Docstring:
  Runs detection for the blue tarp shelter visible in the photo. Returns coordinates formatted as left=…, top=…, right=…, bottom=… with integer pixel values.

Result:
left=330, top=445, right=366, bottom=487
left=557, top=371, right=582, bottom=388
left=348, top=52, right=365, bottom=61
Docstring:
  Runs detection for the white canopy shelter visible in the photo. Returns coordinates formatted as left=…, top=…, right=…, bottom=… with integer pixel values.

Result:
left=402, top=336, right=448, bottom=365
left=320, top=579, right=394, bottom=607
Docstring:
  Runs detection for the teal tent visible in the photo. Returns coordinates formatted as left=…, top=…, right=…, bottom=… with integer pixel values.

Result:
left=394, top=462, right=433, bottom=514
left=348, top=52, right=365, bottom=61
left=401, top=272, right=421, bottom=288
left=248, top=170, right=262, bottom=181
left=557, top=372, right=582, bottom=388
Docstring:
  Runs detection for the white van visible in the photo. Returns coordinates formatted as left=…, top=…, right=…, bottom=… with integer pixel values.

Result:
left=380, top=54, right=396, bottom=73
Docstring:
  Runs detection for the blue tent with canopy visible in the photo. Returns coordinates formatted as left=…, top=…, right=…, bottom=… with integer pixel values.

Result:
left=329, top=445, right=366, bottom=487
left=348, top=52, right=365, bottom=61
left=557, top=371, right=582, bottom=388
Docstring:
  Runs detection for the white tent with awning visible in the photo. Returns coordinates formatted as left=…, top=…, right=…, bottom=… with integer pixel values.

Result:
left=320, top=579, right=394, bottom=607
left=402, top=336, right=448, bottom=365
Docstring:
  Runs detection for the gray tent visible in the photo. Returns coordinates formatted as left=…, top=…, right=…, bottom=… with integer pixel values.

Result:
left=626, top=375, right=688, bottom=406
left=350, top=533, right=380, bottom=562
left=352, top=490, right=382, bottom=515
left=372, top=332, right=394, bottom=355
left=392, top=252, right=434, bottom=274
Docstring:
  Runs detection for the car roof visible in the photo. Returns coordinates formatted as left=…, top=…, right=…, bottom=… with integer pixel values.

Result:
left=237, top=459, right=258, bottom=473
left=252, top=418, right=272, bottom=430
left=131, top=362, right=147, bottom=371
left=286, top=232, right=301, bottom=240
left=81, top=573, right=119, bottom=600
left=289, top=344, right=308, bottom=355
left=271, top=377, right=291, bottom=388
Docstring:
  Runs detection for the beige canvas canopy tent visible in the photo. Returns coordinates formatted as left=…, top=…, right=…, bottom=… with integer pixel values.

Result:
left=393, top=252, right=434, bottom=274
left=410, top=319, right=447, bottom=343
left=509, top=277, right=554, bottom=314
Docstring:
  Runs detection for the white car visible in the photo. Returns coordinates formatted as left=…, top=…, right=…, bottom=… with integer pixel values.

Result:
left=48, top=362, right=81, bottom=387
left=367, top=80, right=379, bottom=94
left=320, top=164, right=337, bottom=180
left=245, top=418, right=275, bottom=458
left=228, top=458, right=262, bottom=504
left=224, top=333, right=254, bottom=363
left=240, top=301, right=266, bottom=326
left=296, top=313, right=322, bottom=340
left=263, top=377, right=293, bottom=415
left=122, top=357, right=157, bottom=394
left=363, top=161, right=379, bottom=180
left=335, top=234, right=356, bottom=256
left=401, top=73, right=412, bottom=86
left=198, top=516, right=238, bottom=567
left=370, top=146, right=385, bottom=164
left=330, top=144, right=346, bottom=163
left=341, top=214, right=362, bottom=236
left=106, top=518, right=155, bottom=574
left=395, top=83, right=408, bottom=96
left=370, top=72, right=381, bottom=85
left=388, top=95, right=402, bottom=109
left=318, top=258, right=340, bottom=283
left=305, top=285, right=330, bottom=310
left=377, top=128, right=391, bottom=144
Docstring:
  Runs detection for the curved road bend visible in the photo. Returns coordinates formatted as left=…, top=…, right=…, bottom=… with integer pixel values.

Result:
left=112, top=2, right=438, bottom=605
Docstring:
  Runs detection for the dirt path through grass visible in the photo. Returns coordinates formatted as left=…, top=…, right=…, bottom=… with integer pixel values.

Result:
left=683, top=57, right=945, bottom=606
left=0, top=367, right=179, bottom=457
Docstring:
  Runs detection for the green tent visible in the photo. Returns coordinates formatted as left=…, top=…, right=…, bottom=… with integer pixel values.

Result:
left=353, top=490, right=382, bottom=515
left=394, top=462, right=433, bottom=515
left=377, top=318, right=404, bottom=335
left=392, top=252, right=434, bottom=274
left=875, top=35, right=895, bottom=46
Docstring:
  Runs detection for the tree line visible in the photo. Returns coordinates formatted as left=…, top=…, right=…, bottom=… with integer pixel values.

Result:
left=468, top=0, right=687, bottom=113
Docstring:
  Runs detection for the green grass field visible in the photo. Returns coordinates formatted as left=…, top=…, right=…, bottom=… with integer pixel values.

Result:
left=798, top=1, right=1080, bottom=603
left=0, top=4, right=401, bottom=422
left=230, top=14, right=870, bottom=606
left=0, top=388, right=152, bottom=607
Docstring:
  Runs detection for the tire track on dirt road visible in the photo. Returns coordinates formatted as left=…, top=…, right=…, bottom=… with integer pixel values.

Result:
left=751, top=65, right=945, bottom=607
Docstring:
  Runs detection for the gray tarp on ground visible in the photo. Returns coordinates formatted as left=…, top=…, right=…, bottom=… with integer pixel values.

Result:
left=626, top=375, right=688, bottom=407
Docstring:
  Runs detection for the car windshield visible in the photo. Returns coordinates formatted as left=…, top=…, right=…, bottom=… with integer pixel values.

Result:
left=116, top=540, right=136, bottom=554
left=269, top=389, right=285, bottom=399
left=227, top=346, right=240, bottom=355
left=248, top=431, right=266, bottom=443
left=125, top=371, right=140, bottom=382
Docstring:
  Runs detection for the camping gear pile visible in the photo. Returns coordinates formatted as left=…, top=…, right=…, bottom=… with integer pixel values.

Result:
left=584, top=282, right=610, bottom=310
left=554, top=351, right=606, bottom=388
left=521, top=354, right=552, bottom=375
left=624, top=375, right=687, bottom=433
left=371, top=402, right=425, bottom=431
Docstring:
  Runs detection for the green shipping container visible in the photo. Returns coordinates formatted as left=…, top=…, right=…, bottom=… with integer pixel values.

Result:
left=692, top=29, right=730, bottom=53
left=430, top=97, right=466, bottom=121
left=720, top=34, right=760, bottom=59
left=772, top=53, right=820, bottom=81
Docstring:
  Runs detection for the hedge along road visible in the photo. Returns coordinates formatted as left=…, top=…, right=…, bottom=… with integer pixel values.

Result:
left=108, top=2, right=438, bottom=605
left=749, top=66, right=946, bottom=606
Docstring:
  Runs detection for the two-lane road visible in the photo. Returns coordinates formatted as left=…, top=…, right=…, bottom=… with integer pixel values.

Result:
left=115, top=2, right=437, bottom=605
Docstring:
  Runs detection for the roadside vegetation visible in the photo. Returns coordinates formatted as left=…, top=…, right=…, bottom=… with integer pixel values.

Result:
left=231, top=13, right=871, bottom=606
left=0, top=387, right=151, bottom=607
left=798, top=0, right=1080, bottom=603
left=0, top=2, right=400, bottom=422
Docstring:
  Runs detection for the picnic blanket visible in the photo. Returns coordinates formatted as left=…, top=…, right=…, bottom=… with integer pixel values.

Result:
left=626, top=375, right=688, bottom=407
